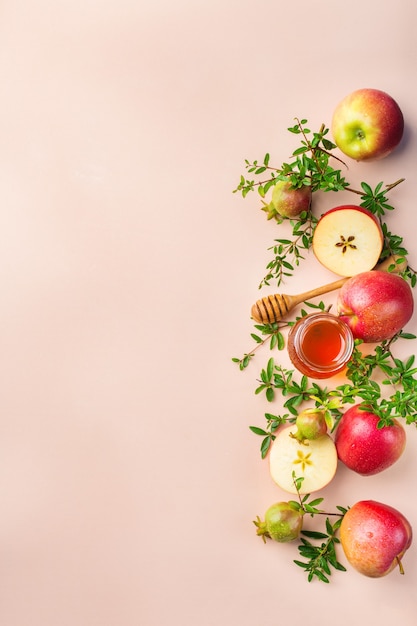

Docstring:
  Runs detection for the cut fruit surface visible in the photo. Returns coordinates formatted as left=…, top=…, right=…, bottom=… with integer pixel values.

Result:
left=269, top=425, right=338, bottom=494
left=312, top=205, right=383, bottom=277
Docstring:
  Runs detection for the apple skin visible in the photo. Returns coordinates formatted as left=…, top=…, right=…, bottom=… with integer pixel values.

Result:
left=335, top=404, right=406, bottom=475
left=270, top=180, right=312, bottom=219
left=315, top=204, right=382, bottom=236
left=340, top=500, right=412, bottom=577
left=337, top=270, right=414, bottom=342
left=331, top=88, right=404, bottom=161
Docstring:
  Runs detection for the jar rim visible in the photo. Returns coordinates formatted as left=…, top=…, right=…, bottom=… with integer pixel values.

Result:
left=290, top=312, right=354, bottom=373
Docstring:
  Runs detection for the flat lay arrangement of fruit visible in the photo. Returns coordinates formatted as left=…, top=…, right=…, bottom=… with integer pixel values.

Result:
left=232, top=88, right=417, bottom=583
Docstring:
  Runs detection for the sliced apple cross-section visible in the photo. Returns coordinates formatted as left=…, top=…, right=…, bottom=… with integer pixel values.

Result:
left=269, top=425, right=338, bottom=494
left=312, top=205, right=383, bottom=277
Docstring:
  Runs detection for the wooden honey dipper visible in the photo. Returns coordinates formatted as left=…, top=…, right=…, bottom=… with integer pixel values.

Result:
left=251, top=255, right=406, bottom=324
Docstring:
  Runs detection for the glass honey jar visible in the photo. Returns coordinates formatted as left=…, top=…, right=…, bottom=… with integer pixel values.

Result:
left=287, top=312, right=354, bottom=379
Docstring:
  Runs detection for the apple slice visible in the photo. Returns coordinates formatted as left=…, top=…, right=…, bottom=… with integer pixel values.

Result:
left=312, top=205, right=383, bottom=277
left=269, top=425, right=337, bottom=494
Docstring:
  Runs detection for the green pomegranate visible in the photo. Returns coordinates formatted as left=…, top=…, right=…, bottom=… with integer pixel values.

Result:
left=293, top=408, right=328, bottom=442
left=254, top=501, right=304, bottom=543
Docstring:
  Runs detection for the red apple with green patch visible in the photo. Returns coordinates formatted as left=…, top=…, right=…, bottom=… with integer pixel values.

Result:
left=331, top=88, right=404, bottom=161
left=337, top=270, right=414, bottom=342
left=312, top=205, right=383, bottom=277
left=335, top=404, right=406, bottom=475
left=340, top=500, right=412, bottom=577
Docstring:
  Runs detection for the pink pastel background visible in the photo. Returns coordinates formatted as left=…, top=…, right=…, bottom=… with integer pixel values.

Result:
left=0, top=1, right=416, bottom=624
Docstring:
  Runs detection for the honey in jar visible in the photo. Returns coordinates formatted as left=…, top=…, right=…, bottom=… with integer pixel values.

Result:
left=287, top=312, right=354, bottom=379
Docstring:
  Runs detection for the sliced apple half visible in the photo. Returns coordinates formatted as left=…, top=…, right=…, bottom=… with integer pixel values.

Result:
left=269, top=425, right=338, bottom=494
left=312, top=205, right=383, bottom=277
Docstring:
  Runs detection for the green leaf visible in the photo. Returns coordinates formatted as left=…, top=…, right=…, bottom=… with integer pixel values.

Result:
left=260, top=436, right=272, bottom=458
left=266, top=387, right=275, bottom=402
left=249, top=426, right=268, bottom=436
left=301, top=530, right=328, bottom=540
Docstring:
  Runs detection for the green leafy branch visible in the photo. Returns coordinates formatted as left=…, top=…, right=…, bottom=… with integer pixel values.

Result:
left=233, top=119, right=350, bottom=198
left=248, top=331, right=417, bottom=457
left=345, top=336, right=417, bottom=425
left=249, top=412, right=293, bottom=459
left=291, top=475, right=348, bottom=583
left=260, top=215, right=318, bottom=288
left=231, top=320, right=288, bottom=371
left=232, top=301, right=326, bottom=371
left=295, top=516, right=347, bottom=583
left=233, top=118, right=415, bottom=288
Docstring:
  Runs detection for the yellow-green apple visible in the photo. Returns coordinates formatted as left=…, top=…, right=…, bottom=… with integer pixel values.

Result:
left=335, top=404, right=406, bottom=475
left=312, top=205, right=383, bottom=276
left=269, top=424, right=337, bottom=494
left=267, top=180, right=312, bottom=220
left=331, top=88, right=404, bottom=161
left=337, top=270, right=414, bottom=342
left=340, top=500, right=412, bottom=577
left=253, top=501, right=304, bottom=543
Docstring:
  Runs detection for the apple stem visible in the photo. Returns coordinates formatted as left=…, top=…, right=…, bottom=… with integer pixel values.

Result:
left=396, top=555, right=405, bottom=575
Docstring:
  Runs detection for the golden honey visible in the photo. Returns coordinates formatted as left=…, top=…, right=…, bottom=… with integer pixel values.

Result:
left=287, top=312, right=354, bottom=379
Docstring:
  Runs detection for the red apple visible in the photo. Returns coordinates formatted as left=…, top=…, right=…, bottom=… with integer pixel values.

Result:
left=269, top=180, right=312, bottom=219
left=312, top=205, right=383, bottom=277
left=331, top=88, right=404, bottom=161
left=340, top=500, right=412, bottom=577
left=337, top=270, right=414, bottom=342
left=335, top=404, right=406, bottom=475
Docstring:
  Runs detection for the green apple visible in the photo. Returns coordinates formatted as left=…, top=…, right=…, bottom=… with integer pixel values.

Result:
left=331, top=88, right=404, bottom=161
left=253, top=501, right=304, bottom=543
left=340, top=500, right=413, bottom=577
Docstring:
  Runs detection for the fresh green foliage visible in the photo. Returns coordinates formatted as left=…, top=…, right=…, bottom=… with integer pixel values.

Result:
left=254, top=474, right=349, bottom=582
left=248, top=330, right=417, bottom=441
left=294, top=517, right=347, bottom=583
left=233, top=119, right=349, bottom=199
left=236, top=114, right=417, bottom=583
left=232, top=301, right=326, bottom=371
left=231, top=321, right=287, bottom=371
left=291, top=474, right=348, bottom=583
left=260, top=216, right=318, bottom=289
left=232, top=118, right=417, bottom=434
left=233, top=118, right=416, bottom=288
left=249, top=412, right=293, bottom=458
